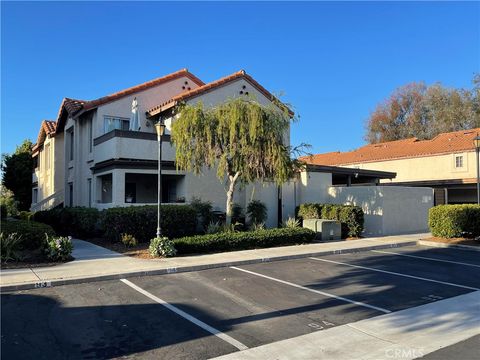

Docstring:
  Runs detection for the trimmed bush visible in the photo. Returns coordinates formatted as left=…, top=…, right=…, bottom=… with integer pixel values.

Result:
left=429, top=204, right=480, bottom=238
left=1, top=219, right=55, bottom=249
left=149, top=236, right=177, bottom=257
left=33, top=207, right=100, bottom=238
left=297, top=203, right=364, bottom=238
left=121, top=233, right=138, bottom=248
left=102, top=205, right=197, bottom=243
left=16, top=211, right=34, bottom=221
left=173, top=227, right=316, bottom=254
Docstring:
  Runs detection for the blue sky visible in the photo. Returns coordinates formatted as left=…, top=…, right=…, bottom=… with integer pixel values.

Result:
left=1, top=1, right=479, bottom=155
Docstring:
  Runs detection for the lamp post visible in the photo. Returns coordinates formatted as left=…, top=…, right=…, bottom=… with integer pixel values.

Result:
left=155, top=120, right=166, bottom=237
left=474, top=133, right=480, bottom=205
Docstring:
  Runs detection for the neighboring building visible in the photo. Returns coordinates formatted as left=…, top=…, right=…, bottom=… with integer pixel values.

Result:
left=32, top=120, right=64, bottom=210
left=302, top=128, right=480, bottom=204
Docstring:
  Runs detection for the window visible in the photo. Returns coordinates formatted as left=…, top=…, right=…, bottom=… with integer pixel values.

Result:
left=104, top=116, right=130, bottom=133
left=88, top=118, right=93, bottom=153
left=44, top=143, right=50, bottom=170
left=455, top=155, right=463, bottom=168
left=87, top=178, right=92, bottom=207
left=33, top=188, right=38, bottom=203
left=68, top=183, right=73, bottom=207
left=99, top=174, right=113, bottom=203
left=33, top=155, right=39, bottom=169
left=68, top=129, right=74, bottom=161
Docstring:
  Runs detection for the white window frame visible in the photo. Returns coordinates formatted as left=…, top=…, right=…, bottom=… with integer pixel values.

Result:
left=455, top=155, right=463, bottom=168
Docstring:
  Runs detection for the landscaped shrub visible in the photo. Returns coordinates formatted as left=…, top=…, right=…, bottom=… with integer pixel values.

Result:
left=149, top=236, right=177, bottom=257
left=33, top=207, right=100, bottom=238
left=296, top=203, right=364, bottom=238
left=283, top=217, right=301, bottom=228
left=1, top=219, right=55, bottom=249
left=190, top=197, right=213, bottom=232
left=43, top=234, right=73, bottom=261
left=173, top=227, right=316, bottom=254
left=206, top=221, right=223, bottom=234
left=16, top=211, right=34, bottom=221
left=429, top=204, right=480, bottom=238
left=246, top=200, right=268, bottom=226
left=121, top=233, right=138, bottom=248
left=102, top=205, right=197, bottom=243
left=0, top=232, right=23, bottom=262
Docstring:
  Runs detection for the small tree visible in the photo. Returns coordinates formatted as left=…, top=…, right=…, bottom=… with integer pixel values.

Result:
left=1, top=139, right=33, bottom=211
left=172, top=97, right=294, bottom=225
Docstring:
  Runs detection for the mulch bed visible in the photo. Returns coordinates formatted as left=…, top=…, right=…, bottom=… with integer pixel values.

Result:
left=87, top=238, right=154, bottom=259
left=421, top=237, right=480, bottom=247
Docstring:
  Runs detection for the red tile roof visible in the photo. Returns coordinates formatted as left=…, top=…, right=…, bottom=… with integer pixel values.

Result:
left=147, top=70, right=293, bottom=117
left=33, top=120, right=57, bottom=151
left=302, top=128, right=480, bottom=166
left=82, top=68, right=204, bottom=112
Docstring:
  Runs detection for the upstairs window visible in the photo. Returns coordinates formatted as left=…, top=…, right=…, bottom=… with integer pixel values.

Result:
left=68, top=129, right=74, bottom=161
left=104, top=116, right=130, bottom=133
left=455, top=155, right=463, bottom=168
left=33, top=155, right=39, bottom=170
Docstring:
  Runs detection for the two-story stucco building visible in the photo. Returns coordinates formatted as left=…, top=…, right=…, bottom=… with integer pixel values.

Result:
left=303, top=128, right=480, bottom=205
left=31, top=68, right=399, bottom=229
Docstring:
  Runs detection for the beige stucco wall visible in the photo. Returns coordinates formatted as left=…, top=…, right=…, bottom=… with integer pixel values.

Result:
left=296, top=172, right=332, bottom=204
left=328, top=186, right=434, bottom=236
left=341, top=151, right=476, bottom=183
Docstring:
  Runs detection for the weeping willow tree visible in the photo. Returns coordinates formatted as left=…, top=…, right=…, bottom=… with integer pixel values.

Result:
left=171, top=97, right=295, bottom=225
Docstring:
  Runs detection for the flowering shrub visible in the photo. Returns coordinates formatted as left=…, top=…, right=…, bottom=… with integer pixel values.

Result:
left=149, top=236, right=177, bottom=257
left=43, top=234, right=73, bottom=261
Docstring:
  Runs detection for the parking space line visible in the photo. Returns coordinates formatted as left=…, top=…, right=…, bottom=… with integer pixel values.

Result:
left=309, top=257, right=480, bottom=291
left=120, top=279, right=248, bottom=351
left=371, top=249, right=480, bottom=268
left=230, top=266, right=391, bottom=314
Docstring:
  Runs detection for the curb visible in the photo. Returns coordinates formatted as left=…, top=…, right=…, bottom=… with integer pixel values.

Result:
left=418, top=240, right=480, bottom=252
left=0, top=241, right=417, bottom=292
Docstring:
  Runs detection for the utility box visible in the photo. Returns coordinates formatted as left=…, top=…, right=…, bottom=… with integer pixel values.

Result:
left=302, top=219, right=341, bottom=241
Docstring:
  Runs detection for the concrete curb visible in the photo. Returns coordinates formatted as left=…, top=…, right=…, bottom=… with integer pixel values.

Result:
left=418, top=240, right=480, bottom=252
left=0, top=241, right=417, bottom=292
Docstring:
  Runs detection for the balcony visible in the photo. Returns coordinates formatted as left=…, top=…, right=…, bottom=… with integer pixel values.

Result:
left=93, top=129, right=175, bottom=163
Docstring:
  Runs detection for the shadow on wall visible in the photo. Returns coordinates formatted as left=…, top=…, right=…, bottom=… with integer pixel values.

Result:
left=328, top=186, right=385, bottom=237
left=328, top=186, right=433, bottom=237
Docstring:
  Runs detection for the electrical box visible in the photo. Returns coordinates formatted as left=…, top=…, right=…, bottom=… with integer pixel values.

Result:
left=302, top=219, right=341, bottom=241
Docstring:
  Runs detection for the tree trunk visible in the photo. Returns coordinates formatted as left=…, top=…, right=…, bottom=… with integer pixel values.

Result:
left=225, top=171, right=241, bottom=226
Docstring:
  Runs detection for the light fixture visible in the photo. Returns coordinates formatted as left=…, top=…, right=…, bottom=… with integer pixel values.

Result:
left=155, top=121, right=166, bottom=137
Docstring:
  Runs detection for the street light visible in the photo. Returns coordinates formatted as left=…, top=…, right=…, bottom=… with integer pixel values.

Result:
left=155, top=120, right=166, bottom=237
left=473, top=133, right=480, bottom=205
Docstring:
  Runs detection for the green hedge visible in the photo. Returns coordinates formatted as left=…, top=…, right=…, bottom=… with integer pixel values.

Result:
left=429, top=204, right=480, bottom=238
left=102, top=205, right=197, bottom=243
left=296, top=203, right=364, bottom=238
left=33, top=207, right=100, bottom=238
left=1, top=219, right=56, bottom=250
left=173, top=227, right=316, bottom=254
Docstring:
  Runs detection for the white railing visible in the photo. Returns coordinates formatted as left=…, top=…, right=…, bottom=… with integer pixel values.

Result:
left=31, top=189, right=64, bottom=212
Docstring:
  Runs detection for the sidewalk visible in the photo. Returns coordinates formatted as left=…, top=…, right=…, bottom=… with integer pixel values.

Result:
left=0, top=233, right=427, bottom=291
left=211, top=290, right=480, bottom=360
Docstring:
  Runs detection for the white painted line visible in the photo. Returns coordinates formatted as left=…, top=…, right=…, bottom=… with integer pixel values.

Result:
left=309, top=257, right=480, bottom=291
left=230, top=266, right=391, bottom=314
left=120, top=278, right=248, bottom=351
left=371, top=249, right=480, bottom=268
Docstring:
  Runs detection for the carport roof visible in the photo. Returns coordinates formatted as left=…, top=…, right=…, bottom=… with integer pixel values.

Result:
left=306, top=164, right=396, bottom=180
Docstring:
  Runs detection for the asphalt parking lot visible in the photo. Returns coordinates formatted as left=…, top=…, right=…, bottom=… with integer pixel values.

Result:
left=2, top=245, right=480, bottom=360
